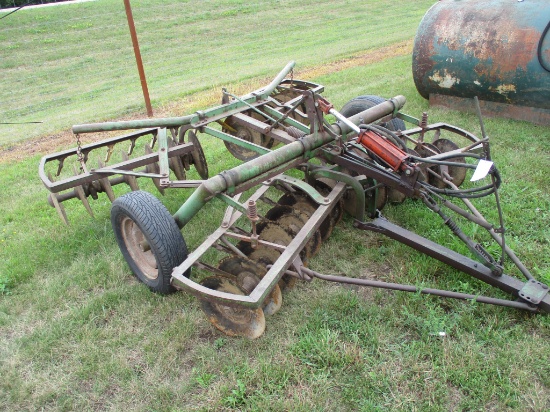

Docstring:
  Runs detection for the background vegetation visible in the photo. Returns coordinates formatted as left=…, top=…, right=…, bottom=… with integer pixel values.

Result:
left=1, top=0, right=549, bottom=410
left=0, top=0, right=71, bottom=10
left=1, top=0, right=430, bottom=147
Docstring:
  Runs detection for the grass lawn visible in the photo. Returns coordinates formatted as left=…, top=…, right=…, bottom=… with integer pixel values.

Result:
left=1, top=0, right=549, bottom=411
left=1, top=0, right=433, bottom=147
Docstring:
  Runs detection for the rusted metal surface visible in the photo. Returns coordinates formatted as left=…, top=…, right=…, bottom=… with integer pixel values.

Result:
left=198, top=275, right=266, bottom=338
left=413, top=0, right=550, bottom=123
left=354, top=218, right=550, bottom=314
left=429, top=94, right=550, bottom=126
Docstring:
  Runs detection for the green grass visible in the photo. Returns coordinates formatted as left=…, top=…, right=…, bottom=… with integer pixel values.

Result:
left=1, top=1, right=550, bottom=411
left=0, top=0, right=433, bottom=147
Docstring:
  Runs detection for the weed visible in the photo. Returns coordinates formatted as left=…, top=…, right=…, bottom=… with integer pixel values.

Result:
left=214, top=337, right=227, bottom=350
left=193, top=369, right=217, bottom=388
left=223, top=379, right=247, bottom=408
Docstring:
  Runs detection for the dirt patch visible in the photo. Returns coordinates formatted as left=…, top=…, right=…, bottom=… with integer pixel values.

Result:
left=295, top=39, right=413, bottom=79
left=0, top=40, right=412, bottom=164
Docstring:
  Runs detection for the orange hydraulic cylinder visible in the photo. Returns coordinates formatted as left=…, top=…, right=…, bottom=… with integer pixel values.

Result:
left=357, top=130, right=410, bottom=173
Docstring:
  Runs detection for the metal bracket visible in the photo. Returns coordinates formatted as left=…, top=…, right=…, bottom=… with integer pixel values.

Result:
left=216, top=193, right=248, bottom=216
left=271, top=174, right=330, bottom=205
left=519, top=280, right=549, bottom=305
left=157, top=128, right=170, bottom=186
left=90, top=168, right=166, bottom=179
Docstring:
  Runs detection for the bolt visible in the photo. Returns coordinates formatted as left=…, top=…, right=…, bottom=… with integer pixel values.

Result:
left=324, top=198, right=330, bottom=203
left=542, top=284, right=548, bottom=290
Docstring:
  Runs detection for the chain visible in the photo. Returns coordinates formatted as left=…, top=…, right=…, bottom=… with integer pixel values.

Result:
left=290, top=68, right=294, bottom=88
left=75, top=133, right=88, bottom=173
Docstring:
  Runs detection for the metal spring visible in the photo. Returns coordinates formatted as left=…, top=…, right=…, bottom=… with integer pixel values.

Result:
left=420, top=112, right=429, bottom=129
left=285, top=126, right=307, bottom=139
left=247, top=199, right=258, bottom=220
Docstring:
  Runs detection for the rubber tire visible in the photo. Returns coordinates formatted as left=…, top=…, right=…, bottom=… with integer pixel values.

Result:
left=340, top=95, right=406, bottom=131
left=111, top=191, right=188, bottom=294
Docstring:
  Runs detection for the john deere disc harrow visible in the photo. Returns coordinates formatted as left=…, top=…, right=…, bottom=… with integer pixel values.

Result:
left=40, top=62, right=550, bottom=338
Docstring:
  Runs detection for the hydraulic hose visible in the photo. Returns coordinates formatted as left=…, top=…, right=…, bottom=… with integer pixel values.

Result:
left=538, top=20, right=550, bottom=73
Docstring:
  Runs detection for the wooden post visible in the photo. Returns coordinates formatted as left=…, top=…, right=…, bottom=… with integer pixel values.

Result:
left=123, top=0, right=153, bottom=117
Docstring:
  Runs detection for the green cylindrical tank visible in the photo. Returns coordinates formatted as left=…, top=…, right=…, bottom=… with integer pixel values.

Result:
left=413, top=0, right=550, bottom=122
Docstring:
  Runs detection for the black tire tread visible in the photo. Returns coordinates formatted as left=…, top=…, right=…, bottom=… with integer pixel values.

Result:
left=340, top=95, right=406, bottom=131
left=111, top=191, right=188, bottom=294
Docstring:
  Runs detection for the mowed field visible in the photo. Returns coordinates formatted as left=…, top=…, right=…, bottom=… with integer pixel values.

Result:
left=1, top=0, right=429, bottom=147
left=1, top=1, right=549, bottom=411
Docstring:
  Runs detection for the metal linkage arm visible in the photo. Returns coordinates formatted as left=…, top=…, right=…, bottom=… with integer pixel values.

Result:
left=354, top=218, right=550, bottom=313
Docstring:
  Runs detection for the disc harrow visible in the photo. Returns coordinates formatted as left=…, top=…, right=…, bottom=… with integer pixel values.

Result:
left=39, top=127, right=209, bottom=224
left=40, top=62, right=550, bottom=338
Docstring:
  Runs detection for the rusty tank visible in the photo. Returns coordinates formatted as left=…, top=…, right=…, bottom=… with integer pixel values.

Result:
left=412, top=0, right=550, bottom=125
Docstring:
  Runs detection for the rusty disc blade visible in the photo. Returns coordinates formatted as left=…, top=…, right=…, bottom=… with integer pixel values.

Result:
left=432, top=138, right=467, bottom=188
left=407, top=148, right=428, bottom=183
left=239, top=222, right=298, bottom=290
left=167, top=137, right=187, bottom=180
left=279, top=192, right=333, bottom=242
left=414, top=142, right=440, bottom=158
left=222, top=113, right=272, bottom=161
left=266, top=205, right=321, bottom=261
left=188, top=131, right=209, bottom=180
left=411, top=143, right=438, bottom=185
left=257, top=222, right=298, bottom=289
left=218, top=256, right=282, bottom=316
left=199, top=275, right=265, bottom=339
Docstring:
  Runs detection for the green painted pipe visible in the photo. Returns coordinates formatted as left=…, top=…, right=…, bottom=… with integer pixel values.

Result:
left=173, top=95, right=406, bottom=228
left=71, top=62, right=297, bottom=135
left=72, top=115, right=196, bottom=134
left=173, top=130, right=334, bottom=228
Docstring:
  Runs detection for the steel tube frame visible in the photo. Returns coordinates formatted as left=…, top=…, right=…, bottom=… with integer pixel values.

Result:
left=171, top=182, right=347, bottom=308
left=354, top=218, right=550, bottom=312
left=305, top=268, right=537, bottom=311
left=172, top=96, right=406, bottom=228
left=72, top=62, right=298, bottom=135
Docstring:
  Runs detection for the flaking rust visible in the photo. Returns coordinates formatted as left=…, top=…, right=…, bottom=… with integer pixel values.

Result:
left=413, top=0, right=550, bottom=124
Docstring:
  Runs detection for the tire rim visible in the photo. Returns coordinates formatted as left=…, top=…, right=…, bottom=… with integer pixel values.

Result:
left=120, top=216, right=158, bottom=281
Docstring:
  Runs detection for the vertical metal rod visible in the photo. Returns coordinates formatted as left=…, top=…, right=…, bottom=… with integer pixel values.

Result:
left=474, top=96, right=506, bottom=266
left=123, top=0, right=153, bottom=117
left=446, top=179, right=534, bottom=281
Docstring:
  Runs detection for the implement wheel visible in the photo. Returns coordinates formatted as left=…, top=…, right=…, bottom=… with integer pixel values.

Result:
left=340, top=95, right=406, bottom=131
left=111, top=191, right=188, bottom=294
